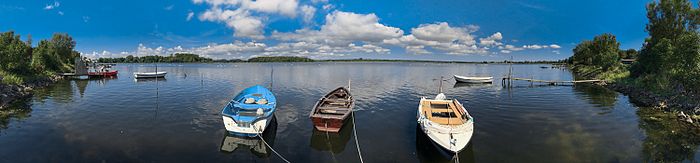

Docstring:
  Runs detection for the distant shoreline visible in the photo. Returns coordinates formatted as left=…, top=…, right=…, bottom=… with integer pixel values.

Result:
left=97, top=56, right=565, bottom=64
left=98, top=60, right=565, bottom=64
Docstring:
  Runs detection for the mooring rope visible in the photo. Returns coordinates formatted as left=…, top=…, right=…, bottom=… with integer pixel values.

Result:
left=453, top=153, right=460, bottom=163
left=351, top=109, right=364, bottom=163
left=255, top=129, right=291, bottom=163
left=324, top=122, right=338, bottom=162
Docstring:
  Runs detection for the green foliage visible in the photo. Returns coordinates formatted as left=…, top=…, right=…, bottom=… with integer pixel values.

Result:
left=571, top=33, right=622, bottom=78
left=247, top=56, right=314, bottom=62
left=631, top=0, right=700, bottom=93
left=97, top=53, right=214, bottom=63
left=0, top=31, right=78, bottom=85
left=619, top=49, right=638, bottom=59
left=0, top=31, right=32, bottom=75
left=0, top=71, right=24, bottom=85
left=30, top=33, right=77, bottom=73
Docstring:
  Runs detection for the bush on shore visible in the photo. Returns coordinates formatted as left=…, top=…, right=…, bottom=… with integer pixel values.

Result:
left=0, top=31, right=77, bottom=85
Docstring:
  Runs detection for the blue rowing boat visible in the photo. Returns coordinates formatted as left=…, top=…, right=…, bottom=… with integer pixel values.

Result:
left=222, top=85, right=277, bottom=137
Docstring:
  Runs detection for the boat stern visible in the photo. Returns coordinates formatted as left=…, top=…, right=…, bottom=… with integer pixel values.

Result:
left=222, top=116, right=270, bottom=137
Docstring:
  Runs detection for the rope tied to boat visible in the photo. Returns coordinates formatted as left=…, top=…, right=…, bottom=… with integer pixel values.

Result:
left=324, top=121, right=338, bottom=161
left=351, top=108, right=364, bottom=163
left=452, top=153, right=460, bottom=163
left=255, top=128, right=291, bottom=163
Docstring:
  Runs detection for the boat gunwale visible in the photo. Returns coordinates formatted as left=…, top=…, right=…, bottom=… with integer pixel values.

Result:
left=309, top=87, right=354, bottom=120
left=222, top=85, right=277, bottom=124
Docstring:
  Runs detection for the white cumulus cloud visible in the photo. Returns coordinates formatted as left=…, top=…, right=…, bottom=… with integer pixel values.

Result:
left=272, top=11, right=404, bottom=46
left=300, top=5, right=316, bottom=23
left=479, top=32, right=503, bottom=46
left=383, top=22, right=488, bottom=55
left=194, top=0, right=302, bottom=39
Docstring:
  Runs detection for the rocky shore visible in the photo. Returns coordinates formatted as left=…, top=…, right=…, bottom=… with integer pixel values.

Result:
left=0, top=75, right=63, bottom=109
left=606, top=82, right=700, bottom=125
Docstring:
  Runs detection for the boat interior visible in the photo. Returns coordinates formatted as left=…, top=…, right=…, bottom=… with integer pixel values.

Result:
left=421, top=100, right=469, bottom=125
left=314, top=88, right=352, bottom=116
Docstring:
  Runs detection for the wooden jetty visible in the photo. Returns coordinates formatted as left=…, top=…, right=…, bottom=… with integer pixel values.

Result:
left=501, top=56, right=604, bottom=86
left=502, top=77, right=605, bottom=86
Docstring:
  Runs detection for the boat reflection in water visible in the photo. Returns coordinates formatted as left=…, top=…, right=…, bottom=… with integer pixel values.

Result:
left=134, top=77, right=167, bottom=83
left=453, top=82, right=492, bottom=88
left=309, top=119, right=353, bottom=154
left=219, top=116, right=278, bottom=158
left=415, top=125, right=475, bottom=163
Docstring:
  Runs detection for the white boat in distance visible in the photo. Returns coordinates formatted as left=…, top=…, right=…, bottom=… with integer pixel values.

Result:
left=454, top=75, right=493, bottom=83
left=417, top=93, right=474, bottom=153
left=133, top=71, right=167, bottom=78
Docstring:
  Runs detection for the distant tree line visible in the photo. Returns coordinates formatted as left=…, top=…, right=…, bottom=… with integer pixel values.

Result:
left=0, top=31, right=78, bottom=84
left=97, top=53, right=215, bottom=63
left=569, top=0, right=700, bottom=93
left=246, top=56, right=314, bottom=62
left=97, top=55, right=314, bottom=63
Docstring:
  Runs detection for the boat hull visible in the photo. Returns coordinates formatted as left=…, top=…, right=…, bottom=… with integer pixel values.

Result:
left=417, top=122, right=473, bottom=153
left=311, top=116, right=348, bottom=132
left=134, top=72, right=167, bottom=78
left=88, top=71, right=118, bottom=77
left=222, top=115, right=273, bottom=137
left=454, top=75, right=493, bottom=83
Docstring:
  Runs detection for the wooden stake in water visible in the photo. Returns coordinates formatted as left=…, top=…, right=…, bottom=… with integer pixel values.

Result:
left=439, top=76, right=444, bottom=94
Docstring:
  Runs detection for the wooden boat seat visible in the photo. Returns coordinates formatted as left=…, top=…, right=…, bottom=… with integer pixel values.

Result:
left=320, top=108, right=350, bottom=114
left=314, top=113, right=345, bottom=119
left=324, top=98, right=350, bottom=103
left=421, top=100, right=467, bottom=125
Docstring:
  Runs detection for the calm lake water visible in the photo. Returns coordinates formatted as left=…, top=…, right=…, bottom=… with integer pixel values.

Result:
left=1, top=62, right=699, bottom=162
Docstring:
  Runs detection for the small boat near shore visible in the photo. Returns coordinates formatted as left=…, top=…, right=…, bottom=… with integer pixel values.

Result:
left=454, top=75, right=493, bottom=83
left=418, top=77, right=474, bottom=153
left=309, top=87, right=354, bottom=133
left=87, top=64, right=118, bottom=77
left=222, top=85, right=277, bottom=137
left=133, top=71, right=167, bottom=78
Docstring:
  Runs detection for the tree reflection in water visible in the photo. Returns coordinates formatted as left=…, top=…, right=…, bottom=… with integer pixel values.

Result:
left=573, top=84, right=618, bottom=108
left=638, top=108, right=700, bottom=162
left=0, top=98, right=31, bottom=134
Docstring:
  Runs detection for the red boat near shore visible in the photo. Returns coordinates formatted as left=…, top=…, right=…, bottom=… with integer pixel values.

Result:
left=88, top=70, right=118, bottom=77
left=87, top=64, right=118, bottom=77
left=309, top=87, right=354, bottom=132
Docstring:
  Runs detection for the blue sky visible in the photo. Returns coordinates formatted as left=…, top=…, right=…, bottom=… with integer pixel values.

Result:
left=0, top=0, right=661, bottom=61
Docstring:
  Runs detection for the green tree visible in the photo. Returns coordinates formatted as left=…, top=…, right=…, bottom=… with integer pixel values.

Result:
left=31, top=40, right=58, bottom=72
left=633, top=0, right=700, bottom=76
left=0, top=31, right=32, bottom=74
left=630, top=0, right=700, bottom=92
left=571, top=33, right=621, bottom=70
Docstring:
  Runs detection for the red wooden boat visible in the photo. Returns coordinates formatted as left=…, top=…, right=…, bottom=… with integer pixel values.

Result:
left=309, top=87, right=354, bottom=133
left=88, top=70, right=118, bottom=77
left=87, top=64, right=118, bottom=77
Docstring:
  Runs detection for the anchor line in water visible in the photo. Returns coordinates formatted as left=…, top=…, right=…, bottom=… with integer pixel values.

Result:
left=351, top=109, right=364, bottom=163
left=255, top=129, right=290, bottom=163
left=324, top=122, right=338, bottom=162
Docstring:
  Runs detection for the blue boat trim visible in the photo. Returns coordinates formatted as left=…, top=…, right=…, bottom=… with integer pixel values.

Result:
left=221, top=85, right=277, bottom=133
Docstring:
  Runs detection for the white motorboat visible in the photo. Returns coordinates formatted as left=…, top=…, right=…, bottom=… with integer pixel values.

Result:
left=417, top=92, right=474, bottom=153
left=453, top=75, right=493, bottom=83
left=133, top=71, right=167, bottom=78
